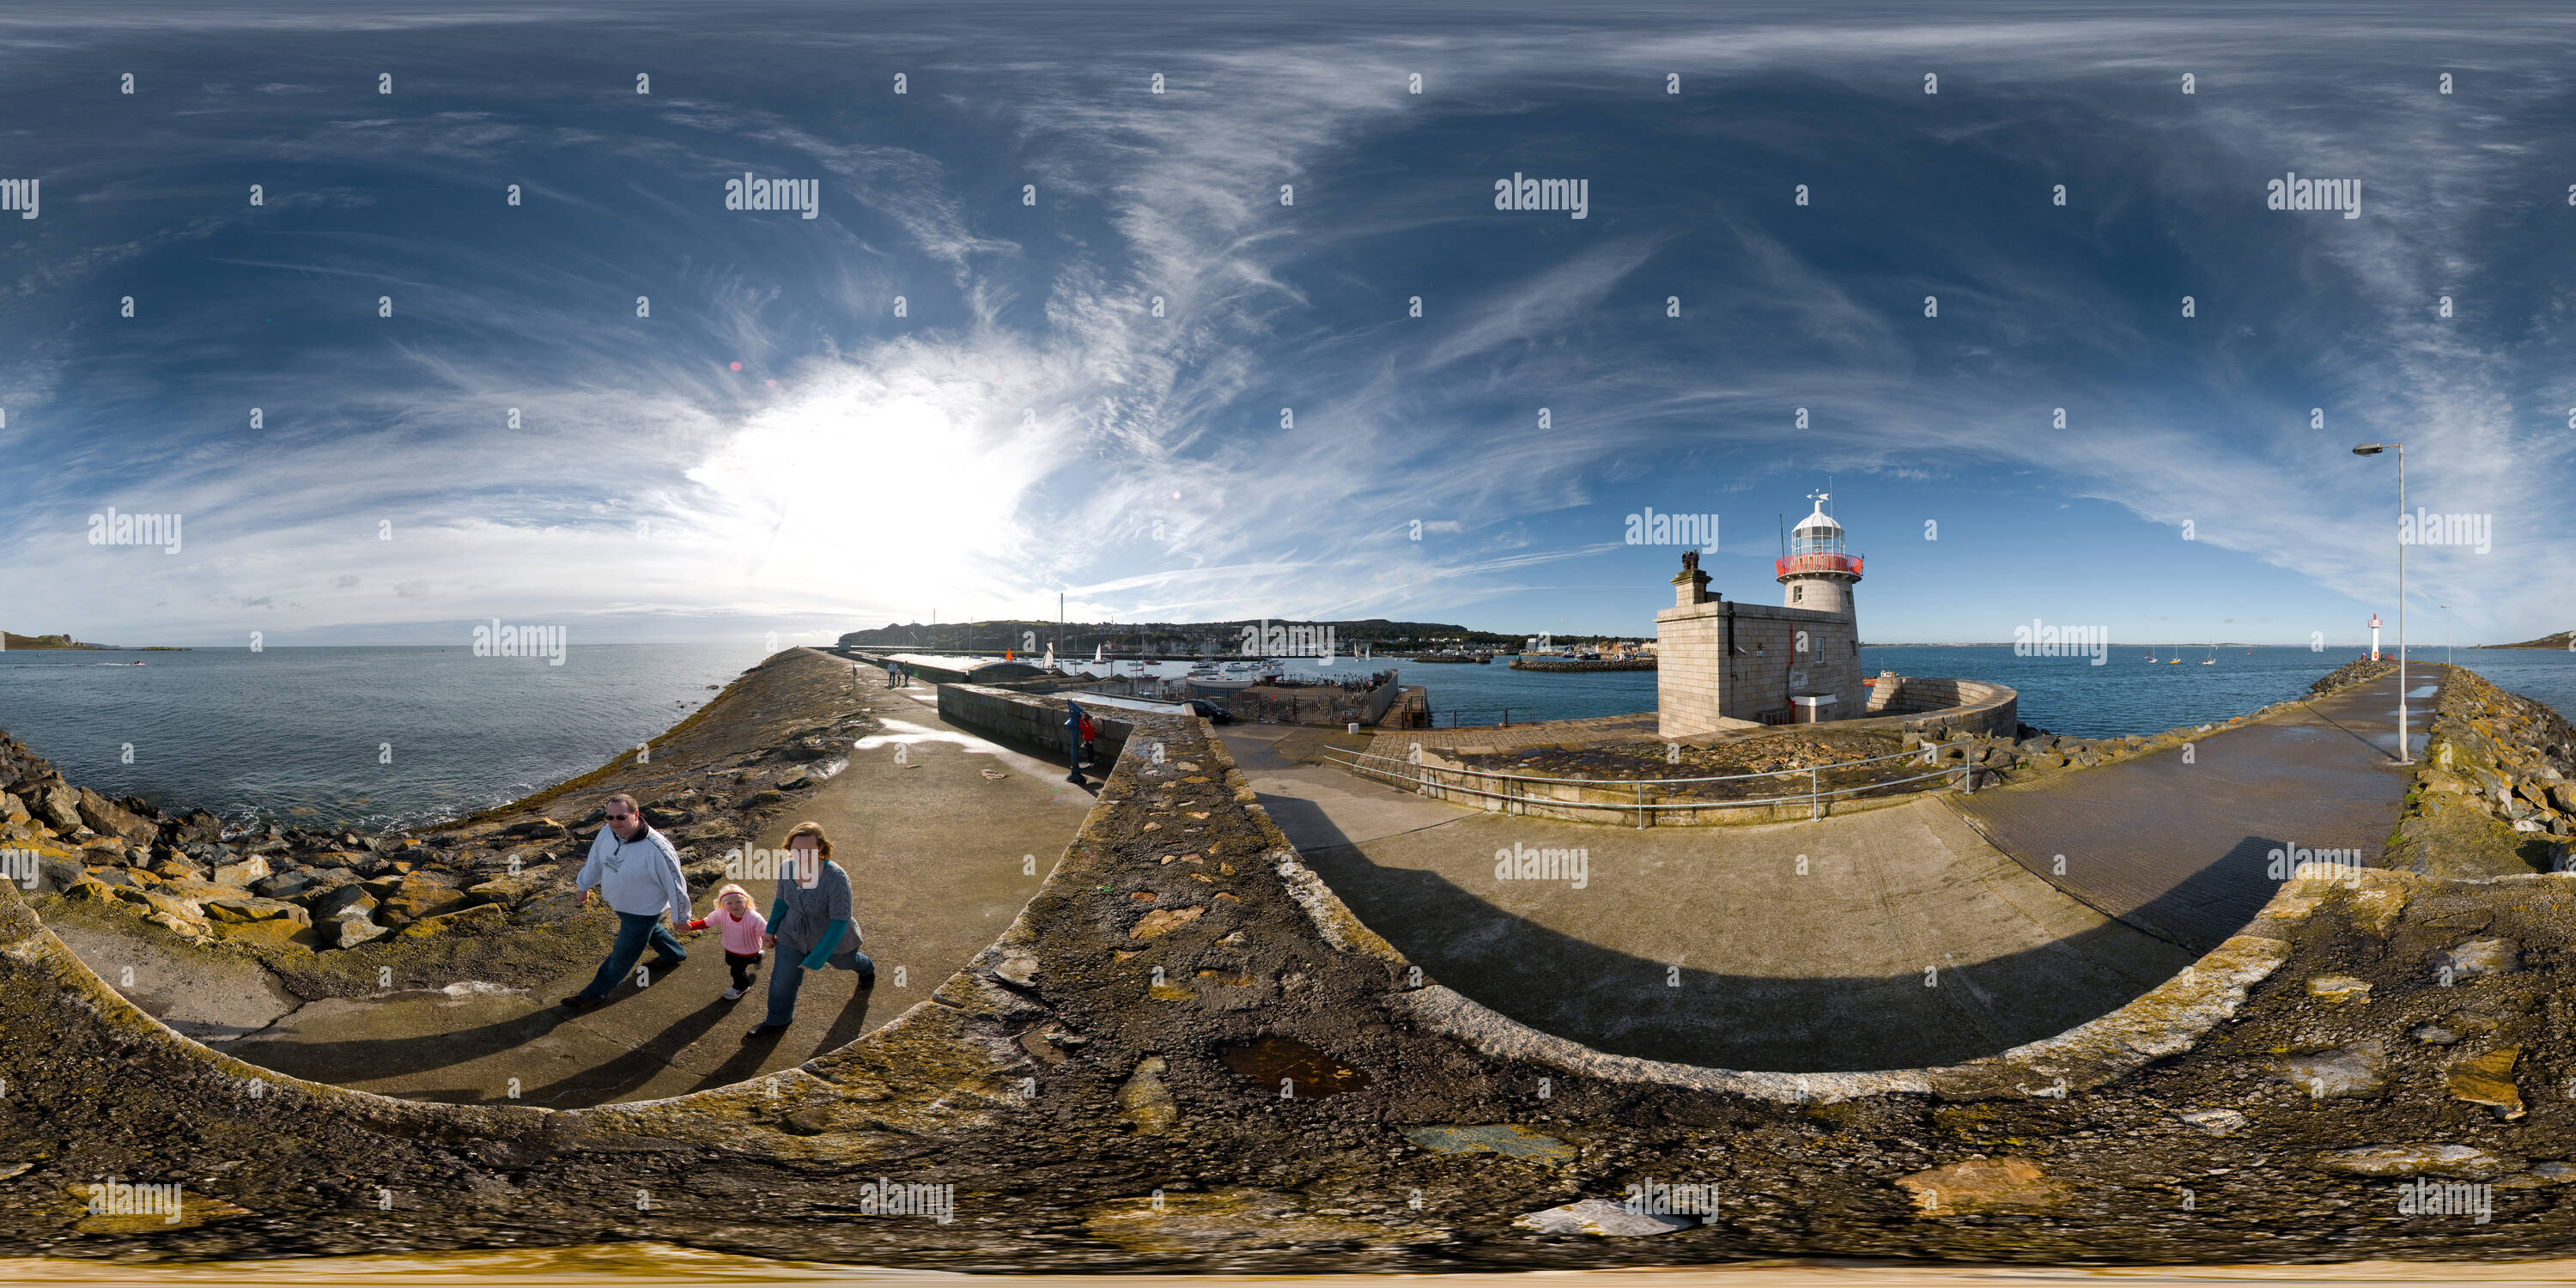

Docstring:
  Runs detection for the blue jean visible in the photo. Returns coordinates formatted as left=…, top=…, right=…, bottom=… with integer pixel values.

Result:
left=762, top=941, right=874, bottom=1027
left=579, top=910, right=687, bottom=1001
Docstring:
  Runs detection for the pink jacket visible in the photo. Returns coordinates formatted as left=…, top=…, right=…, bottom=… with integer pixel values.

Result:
left=688, top=884, right=768, bottom=956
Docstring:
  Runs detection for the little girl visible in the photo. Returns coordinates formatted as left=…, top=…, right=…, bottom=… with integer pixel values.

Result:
left=685, top=883, right=768, bottom=999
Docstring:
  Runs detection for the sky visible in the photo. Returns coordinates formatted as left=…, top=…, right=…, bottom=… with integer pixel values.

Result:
left=2, top=1, right=2571, bottom=649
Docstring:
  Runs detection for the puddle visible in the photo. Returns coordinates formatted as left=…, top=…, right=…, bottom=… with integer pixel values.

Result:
left=1217, top=1035, right=1370, bottom=1097
left=2409, top=684, right=2439, bottom=698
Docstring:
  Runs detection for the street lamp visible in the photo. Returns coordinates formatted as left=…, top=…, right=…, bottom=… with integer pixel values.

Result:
left=2352, top=442, right=2409, bottom=765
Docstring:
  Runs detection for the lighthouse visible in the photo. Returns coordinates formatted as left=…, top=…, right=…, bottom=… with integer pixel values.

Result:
left=2370, top=613, right=2382, bottom=661
left=1777, top=492, right=1862, bottom=616
left=1656, top=489, right=1868, bottom=737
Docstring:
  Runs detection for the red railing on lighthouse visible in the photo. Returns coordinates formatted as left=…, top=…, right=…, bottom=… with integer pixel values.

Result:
left=1775, top=552, right=1863, bottom=579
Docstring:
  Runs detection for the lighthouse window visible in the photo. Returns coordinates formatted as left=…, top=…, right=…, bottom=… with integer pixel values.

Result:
left=1793, top=586, right=1803, bottom=603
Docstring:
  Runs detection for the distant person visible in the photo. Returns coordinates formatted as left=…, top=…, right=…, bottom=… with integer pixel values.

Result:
left=562, top=793, right=692, bottom=1012
left=886, top=659, right=900, bottom=688
left=683, top=883, right=768, bottom=1000
left=744, top=821, right=872, bottom=1038
left=1078, top=711, right=1100, bottom=769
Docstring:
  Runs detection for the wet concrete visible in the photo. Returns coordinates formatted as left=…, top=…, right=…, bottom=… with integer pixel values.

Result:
left=1953, top=671, right=2432, bottom=953
left=220, top=671, right=1091, bottom=1107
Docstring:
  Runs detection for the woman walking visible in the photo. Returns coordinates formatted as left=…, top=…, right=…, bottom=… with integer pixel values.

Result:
left=744, top=821, right=873, bottom=1038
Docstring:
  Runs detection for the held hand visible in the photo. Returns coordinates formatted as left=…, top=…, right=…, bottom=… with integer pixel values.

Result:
left=575, top=890, right=592, bottom=908
left=762, top=933, right=777, bottom=950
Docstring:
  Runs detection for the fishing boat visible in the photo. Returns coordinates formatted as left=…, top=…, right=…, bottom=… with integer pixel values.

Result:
left=1184, top=663, right=1258, bottom=695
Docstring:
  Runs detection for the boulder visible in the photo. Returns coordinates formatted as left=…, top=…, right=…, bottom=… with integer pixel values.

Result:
left=1511, top=1198, right=1697, bottom=1236
left=2314, top=1144, right=2505, bottom=1178
left=136, top=890, right=215, bottom=939
left=252, top=866, right=351, bottom=902
left=210, top=854, right=272, bottom=889
left=1115, top=1056, right=1179, bottom=1136
left=1894, top=1157, right=2072, bottom=1216
left=374, top=875, right=470, bottom=927
left=329, top=911, right=389, bottom=949
left=2279, top=1042, right=2387, bottom=1099
left=203, top=896, right=311, bottom=927
left=2435, top=938, right=2520, bottom=980
left=2449, top=1046, right=2526, bottom=1119
left=168, top=810, right=224, bottom=846
left=61, top=875, right=122, bottom=903
left=26, top=781, right=84, bottom=833
left=75, top=789, right=157, bottom=847
left=462, top=864, right=560, bottom=908
left=0, top=792, right=28, bottom=825
left=394, top=902, right=508, bottom=939
left=309, top=885, right=381, bottom=920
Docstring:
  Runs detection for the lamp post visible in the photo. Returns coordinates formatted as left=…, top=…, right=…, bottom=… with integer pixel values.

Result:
left=2439, top=603, right=2451, bottom=667
left=2352, top=442, right=2409, bottom=765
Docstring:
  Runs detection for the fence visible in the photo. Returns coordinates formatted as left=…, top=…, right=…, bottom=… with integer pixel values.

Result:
left=1425, top=708, right=1514, bottom=729
left=1322, top=742, right=1977, bottom=828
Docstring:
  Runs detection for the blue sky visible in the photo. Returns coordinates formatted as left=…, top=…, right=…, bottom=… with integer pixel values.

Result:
left=3, top=1, right=2570, bottom=648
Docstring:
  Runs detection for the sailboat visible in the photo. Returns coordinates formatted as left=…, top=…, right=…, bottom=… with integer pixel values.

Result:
left=2144, top=650, right=2157, bottom=662
left=1092, top=644, right=1103, bottom=665
left=2202, top=647, right=2215, bottom=665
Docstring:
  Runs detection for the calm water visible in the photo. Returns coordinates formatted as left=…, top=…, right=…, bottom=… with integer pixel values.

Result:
left=0, top=643, right=770, bottom=832
left=1078, top=646, right=2576, bottom=738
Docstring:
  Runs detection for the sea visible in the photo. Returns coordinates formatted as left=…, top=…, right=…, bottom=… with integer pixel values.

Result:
left=3, top=642, right=2568, bottom=834
left=0, top=642, right=771, bottom=834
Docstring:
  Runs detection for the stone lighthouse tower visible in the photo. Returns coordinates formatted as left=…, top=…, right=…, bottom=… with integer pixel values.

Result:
left=1655, top=490, right=1868, bottom=736
left=1777, top=492, right=1862, bottom=616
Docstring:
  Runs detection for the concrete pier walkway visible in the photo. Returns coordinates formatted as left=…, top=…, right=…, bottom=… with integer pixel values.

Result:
left=1951, top=670, right=2431, bottom=952
left=1222, top=672, right=2427, bottom=1072
left=223, top=673, right=1092, bottom=1107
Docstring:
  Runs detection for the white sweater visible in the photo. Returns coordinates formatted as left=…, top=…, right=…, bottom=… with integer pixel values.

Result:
left=574, top=824, right=691, bottom=919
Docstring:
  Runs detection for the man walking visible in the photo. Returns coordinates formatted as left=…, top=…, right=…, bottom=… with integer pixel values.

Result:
left=562, top=793, right=693, bottom=1012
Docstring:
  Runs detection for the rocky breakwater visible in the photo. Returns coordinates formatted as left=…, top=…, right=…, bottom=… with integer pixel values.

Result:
left=2385, top=663, right=2575, bottom=878
left=0, top=648, right=886, bottom=1001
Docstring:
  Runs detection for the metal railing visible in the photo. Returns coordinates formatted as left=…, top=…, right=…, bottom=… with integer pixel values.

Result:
left=1322, top=741, right=1980, bottom=828
left=1424, top=708, right=1512, bottom=729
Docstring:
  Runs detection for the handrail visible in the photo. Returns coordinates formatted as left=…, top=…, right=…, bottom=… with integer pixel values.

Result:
left=1327, top=739, right=1944, bottom=788
left=1323, top=747, right=1970, bottom=820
